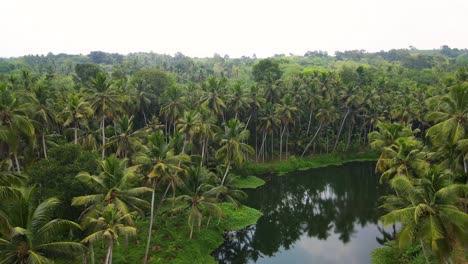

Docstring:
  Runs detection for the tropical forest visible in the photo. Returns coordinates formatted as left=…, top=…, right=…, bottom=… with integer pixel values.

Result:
left=0, top=47, right=467, bottom=264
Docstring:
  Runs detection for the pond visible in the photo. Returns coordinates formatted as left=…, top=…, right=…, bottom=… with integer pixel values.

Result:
left=213, top=162, right=395, bottom=264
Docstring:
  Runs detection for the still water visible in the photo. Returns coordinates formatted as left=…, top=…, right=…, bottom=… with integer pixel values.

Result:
left=214, top=162, right=394, bottom=264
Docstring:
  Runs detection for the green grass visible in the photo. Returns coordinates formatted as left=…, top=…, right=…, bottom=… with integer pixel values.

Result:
left=84, top=203, right=262, bottom=264
left=241, top=151, right=379, bottom=176
left=232, top=175, right=266, bottom=189
left=371, top=243, right=431, bottom=264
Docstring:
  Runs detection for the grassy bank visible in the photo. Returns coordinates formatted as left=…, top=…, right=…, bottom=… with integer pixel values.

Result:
left=241, top=151, right=379, bottom=176
left=87, top=203, right=262, bottom=264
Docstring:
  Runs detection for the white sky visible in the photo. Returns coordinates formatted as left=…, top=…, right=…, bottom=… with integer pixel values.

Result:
left=1, top=0, right=468, bottom=58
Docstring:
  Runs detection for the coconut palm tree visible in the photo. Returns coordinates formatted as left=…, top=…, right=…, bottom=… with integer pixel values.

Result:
left=200, top=76, right=227, bottom=121
left=274, top=94, right=298, bottom=161
left=381, top=167, right=468, bottom=263
left=0, top=187, right=85, bottom=263
left=107, top=115, right=143, bottom=159
left=426, top=83, right=468, bottom=172
left=177, top=110, right=202, bottom=154
left=133, top=131, right=188, bottom=264
left=81, top=204, right=137, bottom=264
left=301, top=102, right=339, bottom=157
left=72, top=155, right=151, bottom=218
left=86, top=73, right=124, bottom=159
left=377, top=137, right=430, bottom=184
left=58, top=92, right=94, bottom=144
left=216, top=119, right=254, bottom=185
left=0, top=85, right=34, bottom=172
left=167, top=166, right=225, bottom=239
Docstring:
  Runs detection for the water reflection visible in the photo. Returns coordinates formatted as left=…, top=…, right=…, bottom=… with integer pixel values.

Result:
left=214, top=162, right=391, bottom=264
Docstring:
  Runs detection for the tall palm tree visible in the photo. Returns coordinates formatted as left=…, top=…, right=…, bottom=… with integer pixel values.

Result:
left=426, top=83, right=468, bottom=172
left=301, top=102, right=339, bottom=157
left=376, top=137, right=429, bottom=184
left=81, top=204, right=137, bottom=264
left=72, top=155, right=151, bottom=218
left=216, top=119, right=254, bottom=185
left=0, top=85, right=34, bottom=172
left=25, top=84, right=56, bottom=159
left=86, top=73, right=124, bottom=159
left=274, top=94, right=298, bottom=161
left=167, top=166, right=225, bottom=239
left=381, top=167, right=468, bottom=263
left=134, top=131, right=188, bottom=264
left=0, top=187, right=85, bottom=263
left=160, top=86, right=186, bottom=135
left=177, top=110, right=202, bottom=154
left=107, top=115, right=143, bottom=159
left=227, top=82, right=252, bottom=120
left=200, top=76, right=227, bottom=121
left=58, top=92, right=94, bottom=144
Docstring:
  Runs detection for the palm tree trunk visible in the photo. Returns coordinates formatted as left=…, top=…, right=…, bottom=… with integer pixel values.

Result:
left=74, top=123, right=78, bottom=144
left=420, top=239, right=430, bottom=264
left=285, top=126, right=289, bottom=160
left=14, top=153, right=20, bottom=173
left=271, top=131, right=274, bottom=161
left=144, top=181, right=156, bottom=264
left=200, top=138, right=205, bottom=167
left=221, top=164, right=230, bottom=186
left=306, top=111, right=313, bottom=135
left=189, top=217, right=195, bottom=239
left=105, top=238, right=113, bottom=264
left=302, top=122, right=323, bottom=158
left=89, top=242, right=95, bottom=264
left=333, top=108, right=350, bottom=151
left=101, top=116, right=106, bottom=159
left=244, top=113, right=252, bottom=131
left=42, top=132, right=48, bottom=159
left=280, top=125, right=285, bottom=161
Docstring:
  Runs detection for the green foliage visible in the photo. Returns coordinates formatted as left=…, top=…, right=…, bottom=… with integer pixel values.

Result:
left=371, top=243, right=430, bottom=264
left=252, top=59, right=282, bottom=84
left=28, top=144, right=97, bottom=218
left=231, top=175, right=265, bottom=189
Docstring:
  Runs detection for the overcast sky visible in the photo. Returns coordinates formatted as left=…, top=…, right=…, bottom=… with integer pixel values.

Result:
left=1, top=0, right=467, bottom=58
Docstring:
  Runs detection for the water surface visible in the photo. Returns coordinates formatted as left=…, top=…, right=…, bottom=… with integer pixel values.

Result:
left=214, top=162, right=394, bottom=264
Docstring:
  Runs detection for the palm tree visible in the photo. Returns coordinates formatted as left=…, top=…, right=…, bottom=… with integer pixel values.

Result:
left=81, top=204, right=137, bottom=264
left=301, top=102, right=339, bottom=157
left=107, top=115, right=143, bottom=159
left=274, top=94, right=298, bottom=161
left=216, top=119, right=254, bottom=185
left=200, top=76, right=227, bottom=121
left=257, top=103, right=280, bottom=162
left=134, top=131, right=188, bottom=264
left=86, top=73, right=124, bottom=159
left=426, top=83, right=468, bottom=172
left=25, top=84, right=56, bottom=159
left=160, top=86, right=186, bottom=135
left=177, top=110, right=202, bottom=154
left=376, top=137, right=429, bottom=184
left=368, top=121, right=418, bottom=151
left=72, top=155, right=151, bottom=218
left=228, top=82, right=252, bottom=120
left=58, top=92, right=94, bottom=144
left=0, top=85, right=34, bottom=172
left=168, top=166, right=225, bottom=239
left=0, top=187, right=85, bottom=263
left=381, top=167, right=468, bottom=263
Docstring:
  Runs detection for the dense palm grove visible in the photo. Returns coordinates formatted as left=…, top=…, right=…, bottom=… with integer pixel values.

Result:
left=0, top=47, right=467, bottom=263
